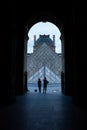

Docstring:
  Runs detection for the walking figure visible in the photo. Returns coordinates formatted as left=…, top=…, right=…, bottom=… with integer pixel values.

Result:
left=43, top=77, right=48, bottom=94
left=38, top=78, right=41, bottom=93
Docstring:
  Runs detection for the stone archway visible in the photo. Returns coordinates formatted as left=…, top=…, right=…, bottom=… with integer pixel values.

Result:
left=23, top=16, right=65, bottom=93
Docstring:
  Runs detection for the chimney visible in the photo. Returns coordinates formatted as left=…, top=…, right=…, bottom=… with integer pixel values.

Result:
left=53, top=35, right=55, bottom=45
left=34, top=35, right=36, bottom=45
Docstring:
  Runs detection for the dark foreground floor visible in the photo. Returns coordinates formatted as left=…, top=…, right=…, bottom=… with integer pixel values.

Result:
left=0, top=91, right=87, bottom=130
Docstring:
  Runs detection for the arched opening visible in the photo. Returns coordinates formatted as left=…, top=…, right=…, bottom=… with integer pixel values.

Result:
left=24, top=21, right=65, bottom=94
left=27, top=21, right=61, bottom=54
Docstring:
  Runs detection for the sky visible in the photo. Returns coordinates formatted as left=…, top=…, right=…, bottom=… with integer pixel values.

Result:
left=27, top=21, right=61, bottom=53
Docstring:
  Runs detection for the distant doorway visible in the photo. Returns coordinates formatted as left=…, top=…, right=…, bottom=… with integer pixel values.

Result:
left=24, top=21, right=65, bottom=93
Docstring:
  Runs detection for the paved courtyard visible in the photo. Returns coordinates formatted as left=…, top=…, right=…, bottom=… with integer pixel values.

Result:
left=28, top=83, right=61, bottom=93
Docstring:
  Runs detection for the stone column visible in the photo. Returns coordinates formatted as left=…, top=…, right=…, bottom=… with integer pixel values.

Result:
left=23, top=26, right=29, bottom=92
left=60, top=31, right=65, bottom=93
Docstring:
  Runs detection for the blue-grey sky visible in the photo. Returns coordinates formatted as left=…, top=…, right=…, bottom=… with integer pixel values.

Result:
left=27, top=21, right=61, bottom=53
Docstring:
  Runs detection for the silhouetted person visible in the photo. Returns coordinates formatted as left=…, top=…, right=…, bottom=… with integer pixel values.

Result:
left=38, top=78, right=41, bottom=93
left=43, top=77, right=48, bottom=94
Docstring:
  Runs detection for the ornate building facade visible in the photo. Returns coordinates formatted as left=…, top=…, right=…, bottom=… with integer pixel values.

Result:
left=27, top=34, right=62, bottom=83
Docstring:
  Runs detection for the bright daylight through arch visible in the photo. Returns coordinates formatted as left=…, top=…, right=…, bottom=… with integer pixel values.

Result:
left=27, top=21, right=62, bottom=93
left=27, top=21, right=61, bottom=54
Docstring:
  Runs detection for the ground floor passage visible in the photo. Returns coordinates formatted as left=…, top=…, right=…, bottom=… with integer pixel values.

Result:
left=0, top=87, right=87, bottom=130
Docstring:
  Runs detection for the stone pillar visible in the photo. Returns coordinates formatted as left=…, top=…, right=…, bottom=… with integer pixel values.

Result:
left=60, top=32, right=65, bottom=93
left=23, top=26, right=29, bottom=92
left=15, top=26, right=25, bottom=95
